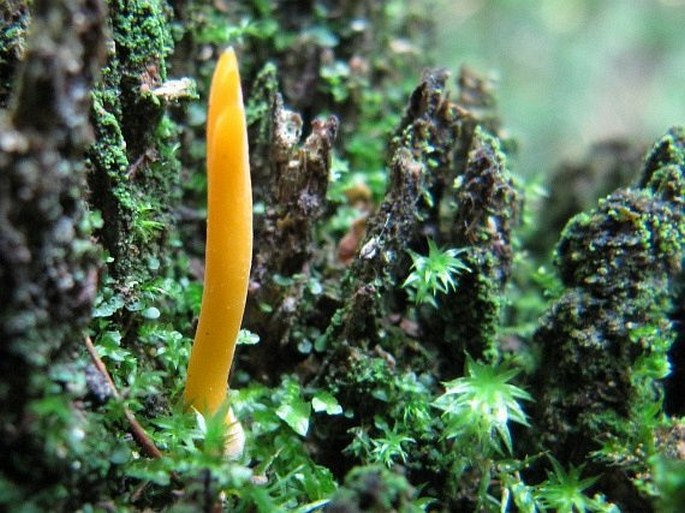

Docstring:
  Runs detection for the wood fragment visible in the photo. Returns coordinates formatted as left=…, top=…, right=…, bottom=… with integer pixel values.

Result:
left=84, top=336, right=163, bottom=460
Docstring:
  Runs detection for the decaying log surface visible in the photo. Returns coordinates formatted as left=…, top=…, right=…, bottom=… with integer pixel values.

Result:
left=0, top=0, right=106, bottom=501
left=244, top=92, right=338, bottom=381
left=324, top=68, right=521, bottom=371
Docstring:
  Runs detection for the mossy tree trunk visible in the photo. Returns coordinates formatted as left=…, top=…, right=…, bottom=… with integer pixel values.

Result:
left=0, top=0, right=106, bottom=506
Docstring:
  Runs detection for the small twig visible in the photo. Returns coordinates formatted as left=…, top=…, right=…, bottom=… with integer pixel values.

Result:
left=85, top=336, right=163, bottom=459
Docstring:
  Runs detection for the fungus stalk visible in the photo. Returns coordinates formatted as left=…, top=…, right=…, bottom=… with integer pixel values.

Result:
left=183, top=48, right=252, bottom=457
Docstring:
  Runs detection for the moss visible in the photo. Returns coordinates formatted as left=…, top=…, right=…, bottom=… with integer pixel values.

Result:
left=313, top=74, right=521, bottom=505
left=109, top=0, right=173, bottom=75
left=8, top=0, right=685, bottom=510
left=87, top=0, right=184, bottom=284
left=0, top=2, right=189, bottom=505
left=327, top=69, right=460, bottom=350
left=87, top=81, right=130, bottom=272
left=556, top=188, right=681, bottom=298
left=326, top=348, right=402, bottom=419
left=326, top=465, right=423, bottom=513
left=529, top=139, right=643, bottom=258
left=640, top=126, right=685, bottom=188
left=0, top=0, right=30, bottom=107
left=532, top=128, right=685, bottom=503
left=442, top=127, right=522, bottom=361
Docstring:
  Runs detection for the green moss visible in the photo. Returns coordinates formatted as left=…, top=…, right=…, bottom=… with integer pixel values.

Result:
left=87, top=0, right=184, bottom=283
left=440, top=126, right=522, bottom=363
left=653, top=453, right=685, bottom=513
left=10, top=0, right=685, bottom=510
left=640, top=126, right=685, bottom=188
left=108, top=0, right=173, bottom=78
left=89, top=88, right=129, bottom=180
left=327, top=465, right=424, bottom=513
left=533, top=127, right=685, bottom=485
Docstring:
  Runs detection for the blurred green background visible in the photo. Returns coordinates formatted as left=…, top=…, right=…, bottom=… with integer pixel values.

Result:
left=433, top=0, right=685, bottom=177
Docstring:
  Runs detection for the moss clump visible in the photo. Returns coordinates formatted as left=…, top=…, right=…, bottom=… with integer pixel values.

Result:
left=529, top=139, right=643, bottom=258
left=109, top=0, right=173, bottom=74
left=640, top=126, right=685, bottom=188
left=326, top=465, right=423, bottom=513
left=442, top=127, right=522, bottom=361
left=533, top=127, right=685, bottom=481
left=87, top=0, right=184, bottom=283
left=108, top=0, right=174, bottom=155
